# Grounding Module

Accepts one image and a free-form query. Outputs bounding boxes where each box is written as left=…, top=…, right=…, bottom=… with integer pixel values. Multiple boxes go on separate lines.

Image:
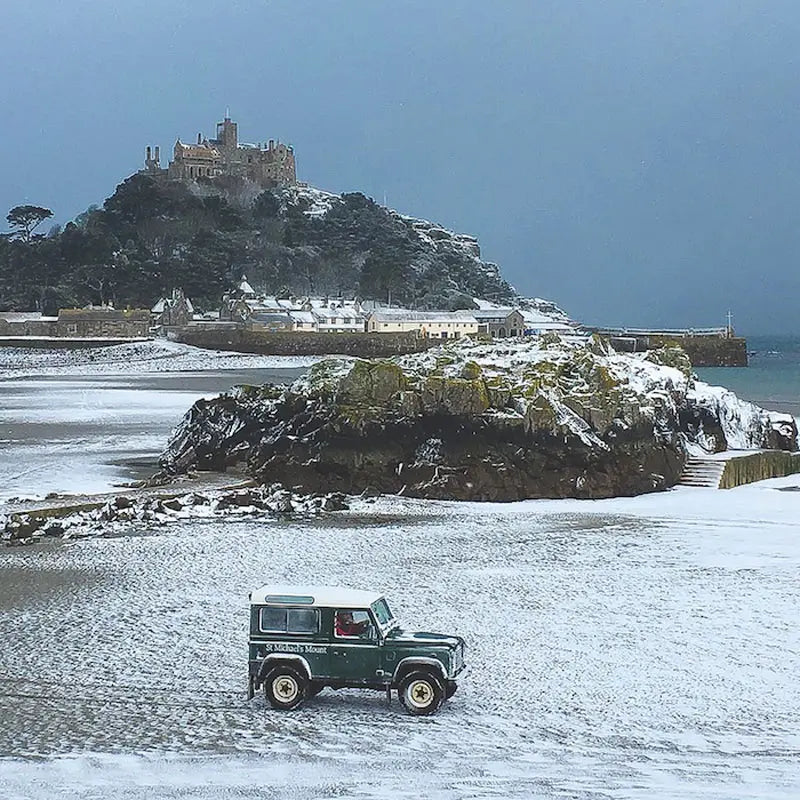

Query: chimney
left=198, top=132, right=202, bottom=144
left=154, top=146, right=160, bottom=162
left=268, top=139, right=274, bottom=151
left=146, top=146, right=151, bottom=160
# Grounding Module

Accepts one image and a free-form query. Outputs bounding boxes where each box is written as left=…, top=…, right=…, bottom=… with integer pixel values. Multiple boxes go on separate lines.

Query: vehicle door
left=329, top=608, right=381, bottom=683
left=256, top=605, right=328, bottom=677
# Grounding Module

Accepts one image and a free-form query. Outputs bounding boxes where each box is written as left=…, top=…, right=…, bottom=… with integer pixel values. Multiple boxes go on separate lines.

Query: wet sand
left=0, top=367, right=306, bottom=503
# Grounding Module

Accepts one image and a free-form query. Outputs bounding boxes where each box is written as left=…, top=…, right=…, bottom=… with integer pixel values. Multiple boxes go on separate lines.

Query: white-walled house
left=310, top=304, right=365, bottom=333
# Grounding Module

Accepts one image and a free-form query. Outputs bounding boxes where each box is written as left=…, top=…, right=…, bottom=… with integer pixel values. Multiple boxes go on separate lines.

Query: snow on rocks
left=158, top=336, right=798, bottom=502
left=1, top=484, right=349, bottom=545
left=687, top=381, right=797, bottom=452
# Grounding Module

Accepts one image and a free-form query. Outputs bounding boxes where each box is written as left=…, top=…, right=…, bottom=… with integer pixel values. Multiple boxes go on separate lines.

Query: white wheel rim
left=273, top=675, right=299, bottom=703
left=406, top=679, right=434, bottom=709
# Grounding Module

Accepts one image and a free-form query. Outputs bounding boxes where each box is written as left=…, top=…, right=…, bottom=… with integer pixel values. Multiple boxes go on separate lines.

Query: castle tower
left=144, top=145, right=161, bottom=172
left=216, top=115, right=238, bottom=154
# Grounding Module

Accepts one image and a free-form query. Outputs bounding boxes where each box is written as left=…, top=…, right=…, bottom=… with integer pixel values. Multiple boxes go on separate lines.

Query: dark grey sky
left=3, top=0, right=799, bottom=334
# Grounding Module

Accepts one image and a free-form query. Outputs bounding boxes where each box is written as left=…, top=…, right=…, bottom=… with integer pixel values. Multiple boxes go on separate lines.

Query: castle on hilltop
left=142, top=115, right=296, bottom=187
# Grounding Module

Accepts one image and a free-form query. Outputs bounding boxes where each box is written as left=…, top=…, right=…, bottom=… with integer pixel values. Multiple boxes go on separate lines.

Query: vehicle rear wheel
left=264, top=665, right=307, bottom=710
left=398, top=671, right=444, bottom=716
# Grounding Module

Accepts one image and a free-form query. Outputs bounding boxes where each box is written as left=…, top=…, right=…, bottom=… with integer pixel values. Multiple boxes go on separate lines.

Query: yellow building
left=366, top=310, right=479, bottom=339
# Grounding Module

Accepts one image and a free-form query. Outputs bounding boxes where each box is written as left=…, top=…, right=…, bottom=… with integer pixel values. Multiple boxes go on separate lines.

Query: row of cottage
left=177, top=278, right=577, bottom=340
left=0, top=283, right=574, bottom=343
left=215, top=298, right=574, bottom=339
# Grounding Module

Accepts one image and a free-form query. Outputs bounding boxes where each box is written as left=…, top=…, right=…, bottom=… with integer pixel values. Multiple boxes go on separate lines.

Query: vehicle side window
left=259, top=606, right=319, bottom=634
left=287, top=608, right=318, bottom=634
left=260, top=607, right=286, bottom=632
left=334, top=609, right=374, bottom=639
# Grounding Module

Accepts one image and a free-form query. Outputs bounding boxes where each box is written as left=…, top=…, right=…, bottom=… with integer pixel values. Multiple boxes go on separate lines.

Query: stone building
left=55, top=308, right=151, bottom=338
left=151, top=288, right=194, bottom=328
left=472, top=308, right=526, bottom=338
left=0, top=308, right=151, bottom=339
left=143, top=116, right=296, bottom=187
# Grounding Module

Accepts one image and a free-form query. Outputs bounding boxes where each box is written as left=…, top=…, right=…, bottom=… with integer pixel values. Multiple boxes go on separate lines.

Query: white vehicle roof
left=249, top=585, right=383, bottom=608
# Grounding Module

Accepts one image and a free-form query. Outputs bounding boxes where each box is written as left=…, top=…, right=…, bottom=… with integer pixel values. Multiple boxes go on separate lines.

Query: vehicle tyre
left=264, top=665, right=307, bottom=710
left=445, top=681, right=457, bottom=700
left=399, top=671, right=444, bottom=716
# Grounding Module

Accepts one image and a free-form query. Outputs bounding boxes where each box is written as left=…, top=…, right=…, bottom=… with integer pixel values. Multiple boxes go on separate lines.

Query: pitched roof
left=471, top=308, right=518, bottom=320
left=368, top=310, right=478, bottom=323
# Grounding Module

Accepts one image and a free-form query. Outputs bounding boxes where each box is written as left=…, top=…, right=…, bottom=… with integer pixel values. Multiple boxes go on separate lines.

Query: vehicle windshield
left=371, top=598, right=396, bottom=630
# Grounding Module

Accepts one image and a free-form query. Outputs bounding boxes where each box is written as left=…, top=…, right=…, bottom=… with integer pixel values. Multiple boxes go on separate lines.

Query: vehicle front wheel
left=398, top=671, right=444, bottom=716
left=264, top=665, right=307, bottom=711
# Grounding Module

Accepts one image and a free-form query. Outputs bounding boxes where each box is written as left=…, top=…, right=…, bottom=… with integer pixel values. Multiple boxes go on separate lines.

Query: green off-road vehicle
left=247, top=585, right=467, bottom=715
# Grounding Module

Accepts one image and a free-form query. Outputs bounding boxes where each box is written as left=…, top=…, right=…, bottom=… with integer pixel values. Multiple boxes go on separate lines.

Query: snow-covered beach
left=1, top=341, right=799, bottom=799
left=1, top=483, right=799, bottom=799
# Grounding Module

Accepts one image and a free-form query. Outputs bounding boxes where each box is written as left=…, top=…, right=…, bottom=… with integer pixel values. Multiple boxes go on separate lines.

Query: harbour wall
left=607, top=335, right=747, bottom=367
left=720, top=451, right=800, bottom=489
left=168, top=326, right=435, bottom=357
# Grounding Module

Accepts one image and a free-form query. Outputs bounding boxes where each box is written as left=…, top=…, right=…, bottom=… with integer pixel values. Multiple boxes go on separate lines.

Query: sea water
left=696, top=335, right=800, bottom=417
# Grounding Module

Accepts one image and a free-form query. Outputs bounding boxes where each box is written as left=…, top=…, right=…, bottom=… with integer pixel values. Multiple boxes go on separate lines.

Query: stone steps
left=678, top=457, right=728, bottom=488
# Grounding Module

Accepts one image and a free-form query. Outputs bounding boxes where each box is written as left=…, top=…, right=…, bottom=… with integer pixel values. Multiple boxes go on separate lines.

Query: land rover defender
left=247, top=585, right=466, bottom=715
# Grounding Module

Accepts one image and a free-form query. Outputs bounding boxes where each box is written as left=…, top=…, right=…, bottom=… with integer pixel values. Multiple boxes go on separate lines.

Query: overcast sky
left=2, top=0, right=799, bottom=334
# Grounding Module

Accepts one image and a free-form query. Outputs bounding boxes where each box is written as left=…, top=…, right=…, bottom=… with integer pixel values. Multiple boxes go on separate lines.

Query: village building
left=142, top=116, right=296, bottom=187
left=238, top=276, right=257, bottom=299
left=220, top=296, right=253, bottom=323
left=0, top=307, right=151, bottom=339
left=312, top=304, right=366, bottom=333
left=288, top=310, right=317, bottom=332
left=151, top=288, right=194, bottom=328
left=366, top=310, right=479, bottom=339
left=247, top=311, right=295, bottom=332
left=0, top=312, right=55, bottom=337
left=471, top=308, right=526, bottom=338
left=220, top=286, right=369, bottom=334
left=56, top=308, right=151, bottom=338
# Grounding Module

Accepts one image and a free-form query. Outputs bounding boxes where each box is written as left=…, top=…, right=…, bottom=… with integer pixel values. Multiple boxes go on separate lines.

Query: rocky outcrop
left=160, top=338, right=796, bottom=501
left=1, top=484, right=350, bottom=545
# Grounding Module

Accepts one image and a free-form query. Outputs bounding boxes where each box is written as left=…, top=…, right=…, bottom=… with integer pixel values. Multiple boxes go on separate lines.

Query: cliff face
left=158, top=338, right=797, bottom=501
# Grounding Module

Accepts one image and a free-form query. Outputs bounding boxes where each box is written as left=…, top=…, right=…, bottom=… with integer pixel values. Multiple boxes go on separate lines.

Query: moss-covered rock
left=160, top=337, right=796, bottom=501
left=460, top=360, right=482, bottom=380
left=337, top=359, right=405, bottom=405
left=645, top=346, right=693, bottom=378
